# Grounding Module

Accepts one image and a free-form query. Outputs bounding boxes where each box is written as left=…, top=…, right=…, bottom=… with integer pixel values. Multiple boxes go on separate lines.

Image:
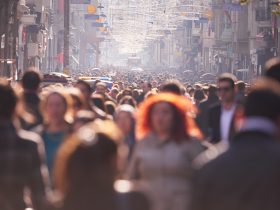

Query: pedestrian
left=191, top=78, right=280, bottom=210
left=126, top=93, right=204, bottom=210
left=41, top=90, right=72, bottom=174
left=208, top=73, right=237, bottom=144
left=0, top=79, right=50, bottom=210
left=20, top=67, right=44, bottom=132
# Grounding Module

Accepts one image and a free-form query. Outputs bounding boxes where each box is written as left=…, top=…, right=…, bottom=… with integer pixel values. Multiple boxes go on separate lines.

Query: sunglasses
left=217, top=87, right=232, bottom=92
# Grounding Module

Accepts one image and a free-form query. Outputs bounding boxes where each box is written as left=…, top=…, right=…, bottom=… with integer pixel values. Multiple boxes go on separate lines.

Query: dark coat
left=191, top=130, right=280, bottom=210
left=208, top=103, right=236, bottom=143
left=0, top=122, right=49, bottom=210
left=196, top=95, right=219, bottom=137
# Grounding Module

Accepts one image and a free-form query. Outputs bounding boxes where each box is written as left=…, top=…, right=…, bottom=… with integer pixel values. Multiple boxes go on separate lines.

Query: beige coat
left=126, top=134, right=204, bottom=210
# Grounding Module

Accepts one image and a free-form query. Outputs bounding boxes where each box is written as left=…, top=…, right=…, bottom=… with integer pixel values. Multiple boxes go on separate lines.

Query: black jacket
left=208, top=103, right=236, bottom=143
left=0, top=122, right=49, bottom=210
left=191, top=130, right=280, bottom=210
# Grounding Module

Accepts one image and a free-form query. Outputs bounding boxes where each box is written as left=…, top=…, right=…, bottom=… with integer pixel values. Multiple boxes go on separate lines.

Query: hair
left=218, top=73, right=237, bottom=89
left=110, top=88, right=119, bottom=95
left=105, top=101, right=117, bottom=116
left=116, top=92, right=124, bottom=103
left=147, top=82, right=152, bottom=89
left=76, top=80, right=91, bottom=94
left=265, top=57, right=280, bottom=83
left=161, top=80, right=182, bottom=95
left=132, top=89, right=139, bottom=100
left=91, top=94, right=107, bottom=113
left=236, top=81, right=246, bottom=92
left=194, top=89, right=206, bottom=102
left=122, top=88, right=132, bottom=96
left=21, top=67, right=42, bottom=91
left=136, top=93, right=202, bottom=141
left=0, top=79, right=17, bottom=120
left=42, top=90, right=72, bottom=124
left=208, top=85, right=217, bottom=96
left=245, top=78, right=280, bottom=121
left=68, top=88, right=87, bottom=111
left=119, top=95, right=137, bottom=108
left=54, top=120, right=123, bottom=194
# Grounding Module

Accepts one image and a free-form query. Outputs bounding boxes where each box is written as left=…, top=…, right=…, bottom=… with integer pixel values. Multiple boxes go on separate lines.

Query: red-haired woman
left=126, top=93, right=204, bottom=210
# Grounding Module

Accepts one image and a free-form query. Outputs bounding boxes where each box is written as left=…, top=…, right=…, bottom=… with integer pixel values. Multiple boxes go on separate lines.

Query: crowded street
left=1, top=1, right=280, bottom=210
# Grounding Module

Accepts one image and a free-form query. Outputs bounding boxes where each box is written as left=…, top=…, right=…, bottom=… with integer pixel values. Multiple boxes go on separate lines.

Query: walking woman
left=41, top=90, right=72, bottom=175
left=126, top=93, right=204, bottom=210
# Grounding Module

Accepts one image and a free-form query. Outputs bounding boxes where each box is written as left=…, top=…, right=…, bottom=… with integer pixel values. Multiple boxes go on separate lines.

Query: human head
left=115, top=104, right=135, bottom=136
left=194, top=89, right=206, bottom=103
left=43, top=90, right=71, bottom=125
left=119, top=95, right=137, bottom=108
left=0, top=79, right=17, bottom=121
left=142, top=82, right=152, bottom=93
left=245, top=78, right=280, bottom=125
left=161, top=80, right=183, bottom=95
left=208, top=85, right=217, bottom=97
left=75, top=80, right=92, bottom=102
left=136, top=93, right=202, bottom=141
left=68, top=88, right=87, bottom=116
left=105, top=101, right=117, bottom=116
left=95, top=82, right=107, bottom=95
left=265, top=57, right=280, bottom=83
left=91, top=94, right=107, bottom=113
left=54, top=120, right=123, bottom=194
left=236, top=81, right=246, bottom=93
left=110, top=88, right=119, bottom=100
left=217, top=73, right=237, bottom=104
left=21, top=67, right=42, bottom=91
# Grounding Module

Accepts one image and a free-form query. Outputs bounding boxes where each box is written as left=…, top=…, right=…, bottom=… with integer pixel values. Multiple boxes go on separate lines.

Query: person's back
left=0, top=79, right=49, bottom=210
left=0, top=124, right=49, bottom=210
left=191, top=78, right=280, bottom=210
left=21, top=68, right=43, bottom=130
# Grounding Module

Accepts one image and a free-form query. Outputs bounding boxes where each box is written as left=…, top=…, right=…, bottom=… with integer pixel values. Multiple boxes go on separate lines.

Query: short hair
left=194, top=89, right=206, bottom=101
left=0, top=79, right=17, bottom=120
left=245, top=78, right=280, bottom=121
left=22, top=68, right=42, bottom=91
left=208, top=85, right=217, bottom=96
left=236, top=81, right=246, bottom=92
left=265, top=57, right=280, bottom=83
left=161, top=80, right=182, bottom=95
left=76, top=80, right=91, bottom=93
left=218, top=73, right=237, bottom=89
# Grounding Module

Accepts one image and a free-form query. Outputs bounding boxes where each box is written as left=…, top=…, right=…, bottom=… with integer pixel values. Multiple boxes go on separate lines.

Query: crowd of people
left=1, top=57, right=280, bottom=210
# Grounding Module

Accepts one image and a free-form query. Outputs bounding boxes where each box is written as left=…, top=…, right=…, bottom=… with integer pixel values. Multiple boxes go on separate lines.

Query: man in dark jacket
left=208, top=73, right=237, bottom=144
left=191, top=78, right=280, bottom=210
left=0, top=79, right=50, bottom=210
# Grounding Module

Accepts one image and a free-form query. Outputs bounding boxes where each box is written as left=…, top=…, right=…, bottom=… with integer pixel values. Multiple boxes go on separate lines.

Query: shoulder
left=209, top=102, right=221, bottom=111
left=115, top=180, right=150, bottom=210
left=180, top=139, right=206, bottom=159
left=18, top=129, right=44, bottom=148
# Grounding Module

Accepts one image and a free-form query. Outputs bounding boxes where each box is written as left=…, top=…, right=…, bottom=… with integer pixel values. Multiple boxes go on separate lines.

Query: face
left=46, top=93, right=67, bottom=123
left=151, top=102, right=174, bottom=135
left=217, top=81, right=235, bottom=103
left=95, top=85, right=106, bottom=95
left=115, top=112, right=132, bottom=135
left=143, top=82, right=151, bottom=93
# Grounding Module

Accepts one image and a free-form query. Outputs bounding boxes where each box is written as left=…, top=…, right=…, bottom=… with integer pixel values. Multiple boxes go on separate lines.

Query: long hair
left=54, top=120, right=123, bottom=194
left=136, top=93, right=202, bottom=142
